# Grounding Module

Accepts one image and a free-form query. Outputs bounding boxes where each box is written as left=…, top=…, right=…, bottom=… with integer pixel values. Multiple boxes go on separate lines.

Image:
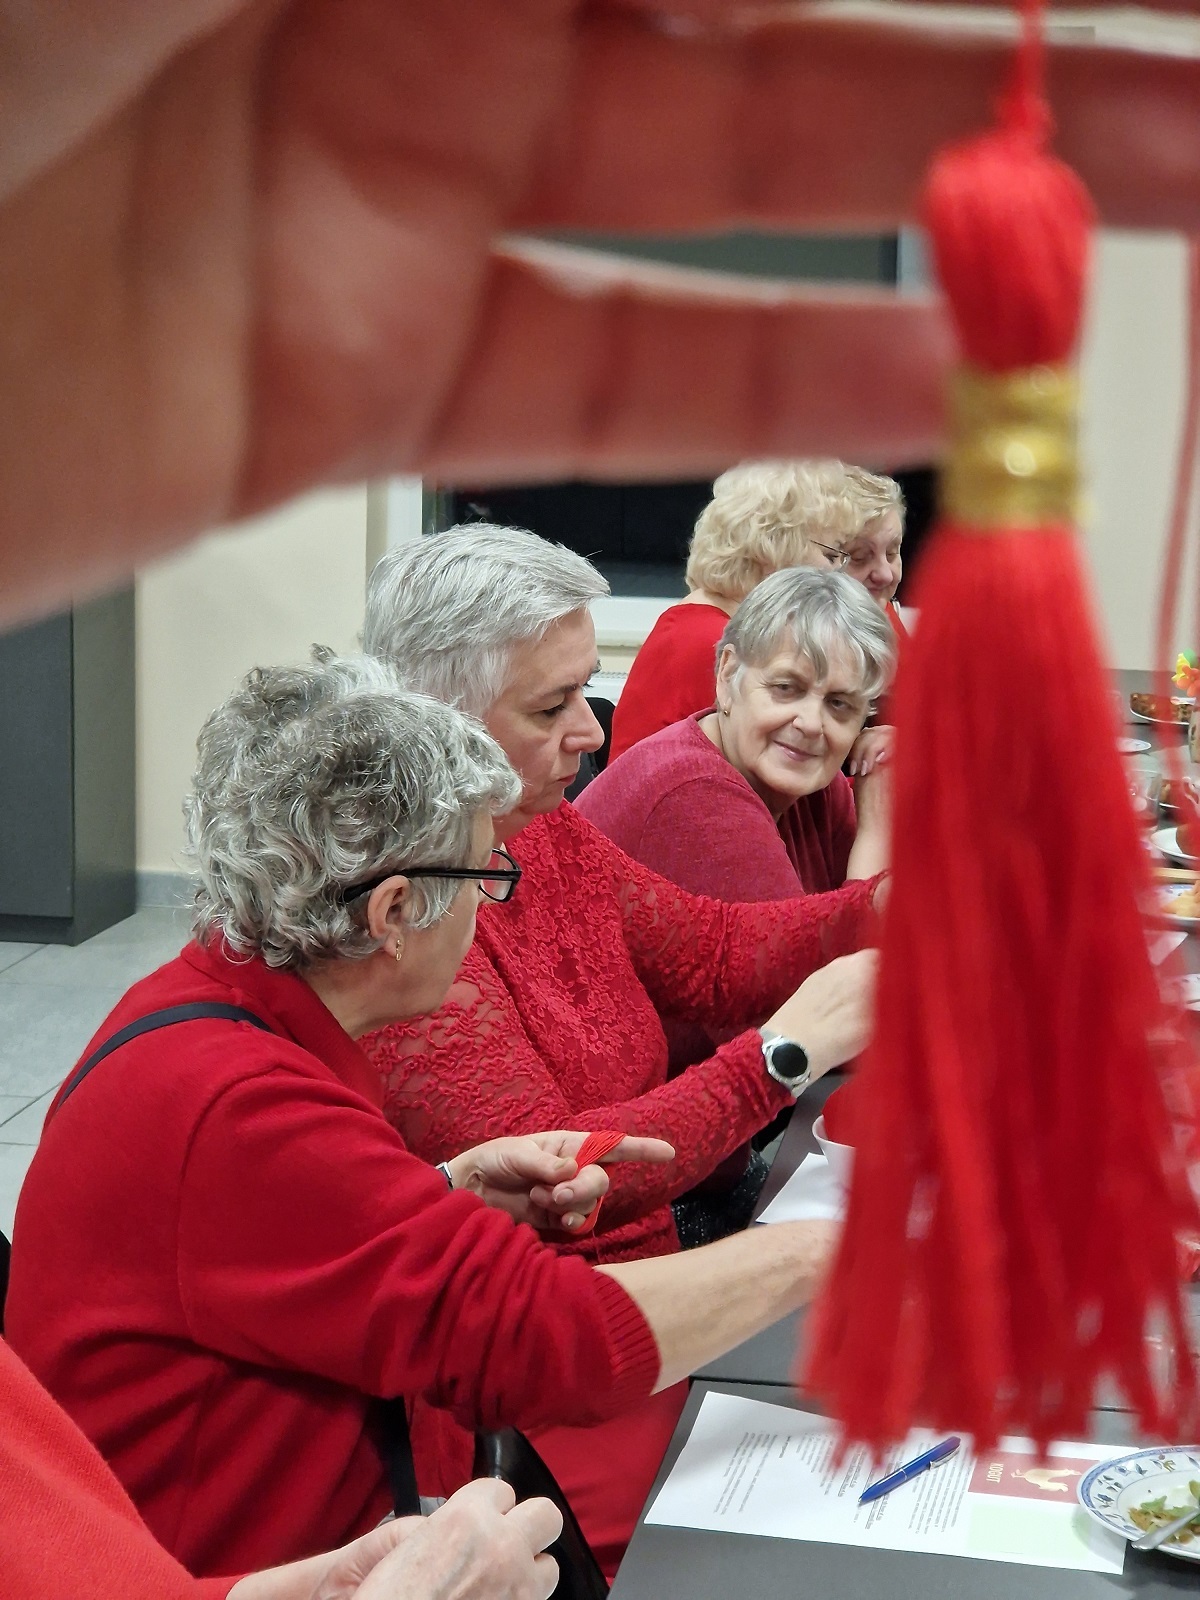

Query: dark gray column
left=0, top=590, right=136, bottom=943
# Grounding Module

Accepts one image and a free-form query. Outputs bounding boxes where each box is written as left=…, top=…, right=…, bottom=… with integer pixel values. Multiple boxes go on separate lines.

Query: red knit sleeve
left=178, top=1076, right=659, bottom=1432
left=372, top=946, right=794, bottom=1227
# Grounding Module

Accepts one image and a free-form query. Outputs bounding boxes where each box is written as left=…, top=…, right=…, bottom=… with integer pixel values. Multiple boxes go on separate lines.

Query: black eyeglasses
left=341, top=847, right=522, bottom=905
left=808, top=540, right=852, bottom=570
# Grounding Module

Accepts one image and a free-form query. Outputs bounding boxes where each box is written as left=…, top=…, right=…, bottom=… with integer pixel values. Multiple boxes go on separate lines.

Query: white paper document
left=756, top=1153, right=843, bottom=1224
left=646, top=1392, right=1125, bottom=1574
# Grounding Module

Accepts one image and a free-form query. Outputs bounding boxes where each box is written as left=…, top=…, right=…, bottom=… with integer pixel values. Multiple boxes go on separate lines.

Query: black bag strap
left=55, top=1003, right=272, bottom=1112
left=53, top=999, right=424, bottom=1521
left=377, top=1394, right=422, bottom=1519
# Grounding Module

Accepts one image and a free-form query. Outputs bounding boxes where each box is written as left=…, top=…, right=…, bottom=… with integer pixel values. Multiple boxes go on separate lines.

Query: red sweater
left=366, top=804, right=876, bottom=1262
left=0, top=1339, right=233, bottom=1600
left=609, top=602, right=728, bottom=761
left=4, top=941, right=658, bottom=1578
left=576, top=713, right=857, bottom=902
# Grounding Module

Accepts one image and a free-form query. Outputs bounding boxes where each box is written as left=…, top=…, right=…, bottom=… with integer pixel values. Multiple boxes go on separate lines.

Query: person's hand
left=316, top=1479, right=562, bottom=1600
left=847, top=725, right=894, bottom=778
left=5, top=3, right=1200, bottom=625
left=846, top=758, right=892, bottom=882
left=447, top=1130, right=675, bottom=1231
left=763, top=948, right=879, bottom=1080
left=227, top=1479, right=563, bottom=1600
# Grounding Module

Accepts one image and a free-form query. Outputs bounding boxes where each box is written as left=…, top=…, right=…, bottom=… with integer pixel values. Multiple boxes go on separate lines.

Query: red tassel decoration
left=804, top=0, right=1200, bottom=1453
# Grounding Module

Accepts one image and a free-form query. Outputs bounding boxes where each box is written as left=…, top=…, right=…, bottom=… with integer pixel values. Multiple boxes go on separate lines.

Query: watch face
left=769, top=1039, right=810, bottom=1086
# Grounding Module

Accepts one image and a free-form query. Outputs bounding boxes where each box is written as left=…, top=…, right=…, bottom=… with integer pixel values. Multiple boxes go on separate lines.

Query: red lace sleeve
left=591, top=824, right=880, bottom=1028
left=371, top=949, right=794, bottom=1234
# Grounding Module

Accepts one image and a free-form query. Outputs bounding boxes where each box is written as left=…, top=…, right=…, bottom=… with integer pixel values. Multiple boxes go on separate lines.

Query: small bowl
left=813, top=1114, right=854, bottom=1187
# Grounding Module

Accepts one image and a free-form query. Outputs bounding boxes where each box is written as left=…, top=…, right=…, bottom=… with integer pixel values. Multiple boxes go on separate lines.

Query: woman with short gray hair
left=362, top=522, right=608, bottom=718
left=579, top=566, right=895, bottom=913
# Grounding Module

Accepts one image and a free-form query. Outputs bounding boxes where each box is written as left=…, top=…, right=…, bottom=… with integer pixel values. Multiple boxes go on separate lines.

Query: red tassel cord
left=566, top=1129, right=627, bottom=1236
left=804, top=0, right=1199, bottom=1453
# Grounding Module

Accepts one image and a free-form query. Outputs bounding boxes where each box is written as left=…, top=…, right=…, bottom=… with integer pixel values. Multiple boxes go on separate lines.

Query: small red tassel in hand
left=804, top=0, right=1199, bottom=1453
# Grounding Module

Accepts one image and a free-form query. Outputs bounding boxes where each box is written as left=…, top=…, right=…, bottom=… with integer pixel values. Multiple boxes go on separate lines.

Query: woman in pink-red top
left=0, top=1332, right=563, bottom=1600
left=610, top=460, right=876, bottom=760
left=577, top=570, right=896, bottom=1119
left=581, top=569, right=896, bottom=908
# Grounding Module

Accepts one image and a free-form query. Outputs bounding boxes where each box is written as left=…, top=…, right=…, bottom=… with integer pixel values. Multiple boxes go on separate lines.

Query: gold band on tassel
left=942, top=363, right=1080, bottom=529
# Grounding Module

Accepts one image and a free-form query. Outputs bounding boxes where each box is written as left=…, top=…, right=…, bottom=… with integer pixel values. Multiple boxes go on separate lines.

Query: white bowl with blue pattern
left=1078, top=1447, right=1200, bottom=1561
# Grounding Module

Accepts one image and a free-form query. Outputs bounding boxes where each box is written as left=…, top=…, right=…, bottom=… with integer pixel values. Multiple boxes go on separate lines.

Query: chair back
left=564, top=696, right=616, bottom=801
left=474, top=1428, right=610, bottom=1599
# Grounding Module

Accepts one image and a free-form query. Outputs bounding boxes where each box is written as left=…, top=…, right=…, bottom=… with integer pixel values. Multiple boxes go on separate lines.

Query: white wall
left=136, top=487, right=372, bottom=875
left=1081, top=232, right=1192, bottom=669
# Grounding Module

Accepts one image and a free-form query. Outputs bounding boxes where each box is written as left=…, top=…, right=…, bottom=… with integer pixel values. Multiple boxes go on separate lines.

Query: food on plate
left=1129, top=1484, right=1200, bottom=1544
left=1160, top=883, right=1200, bottom=920
left=1130, top=693, right=1192, bottom=724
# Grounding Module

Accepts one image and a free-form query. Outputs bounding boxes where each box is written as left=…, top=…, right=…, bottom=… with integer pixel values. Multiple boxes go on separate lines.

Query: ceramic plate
left=1152, top=826, right=1199, bottom=865
left=1119, top=737, right=1153, bottom=755
left=1130, top=706, right=1191, bottom=729
left=1078, top=1448, right=1200, bottom=1561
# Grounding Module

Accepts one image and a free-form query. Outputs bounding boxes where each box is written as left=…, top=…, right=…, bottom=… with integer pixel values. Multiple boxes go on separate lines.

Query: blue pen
left=859, top=1436, right=962, bottom=1504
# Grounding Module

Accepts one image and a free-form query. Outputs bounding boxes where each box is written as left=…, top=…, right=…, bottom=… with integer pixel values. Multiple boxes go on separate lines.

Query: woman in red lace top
left=361, top=525, right=882, bottom=1567
left=362, top=526, right=882, bottom=1260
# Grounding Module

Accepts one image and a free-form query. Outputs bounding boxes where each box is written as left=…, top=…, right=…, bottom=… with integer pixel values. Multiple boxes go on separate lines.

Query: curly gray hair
left=186, top=654, right=520, bottom=969
left=362, top=524, right=609, bottom=713
left=720, top=568, right=896, bottom=704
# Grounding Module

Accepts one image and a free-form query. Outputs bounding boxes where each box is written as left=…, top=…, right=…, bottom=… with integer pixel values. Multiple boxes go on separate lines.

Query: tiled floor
left=0, top=908, right=191, bottom=1237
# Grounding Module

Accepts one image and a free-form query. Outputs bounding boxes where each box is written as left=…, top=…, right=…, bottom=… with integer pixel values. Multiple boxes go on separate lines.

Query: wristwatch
left=759, top=1029, right=814, bottom=1097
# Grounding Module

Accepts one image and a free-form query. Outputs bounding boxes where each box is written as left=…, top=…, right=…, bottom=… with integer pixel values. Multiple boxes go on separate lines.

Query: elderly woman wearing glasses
left=610, top=459, right=905, bottom=762
left=8, top=655, right=854, bottom=1584
left=361, top=525, right=882, bottom=1565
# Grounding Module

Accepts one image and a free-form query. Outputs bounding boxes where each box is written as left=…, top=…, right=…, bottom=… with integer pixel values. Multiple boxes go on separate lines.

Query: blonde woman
left=610, top=459, right=888, bottom=760
left=841, top=464, right=908, bottom=641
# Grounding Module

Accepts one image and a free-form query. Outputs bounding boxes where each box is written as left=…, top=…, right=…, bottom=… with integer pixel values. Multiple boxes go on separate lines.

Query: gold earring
left=393, top=936, right=405, bottom=963
left=720, top=703, right=730, bottom=716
